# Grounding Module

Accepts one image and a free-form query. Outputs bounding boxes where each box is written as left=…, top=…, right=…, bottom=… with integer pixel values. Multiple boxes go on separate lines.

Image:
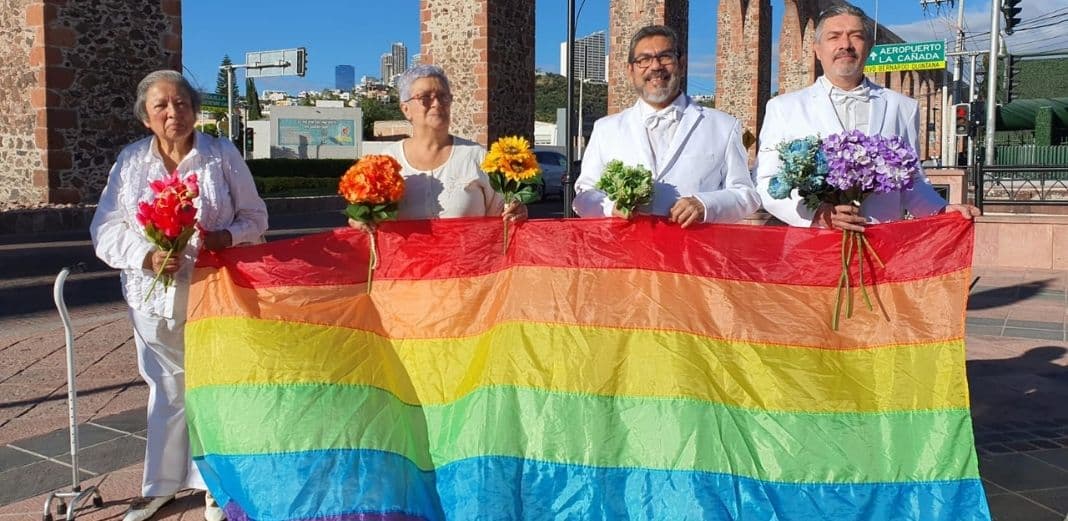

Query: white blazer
left=574, top=96, right=759, bottom=224
left=754, top=78, right=946, bottom=227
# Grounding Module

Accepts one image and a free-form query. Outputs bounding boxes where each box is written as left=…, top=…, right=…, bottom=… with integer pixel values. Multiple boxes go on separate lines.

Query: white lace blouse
left=386, top=137, right=504, bottom=220
left=90, top=132, right=268, bottom=319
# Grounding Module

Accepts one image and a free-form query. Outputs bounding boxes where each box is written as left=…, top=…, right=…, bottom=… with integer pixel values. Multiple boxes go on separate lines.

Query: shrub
left=253, top=176, right=340, bottom=196
left=246, top=159, right=353, bottom=179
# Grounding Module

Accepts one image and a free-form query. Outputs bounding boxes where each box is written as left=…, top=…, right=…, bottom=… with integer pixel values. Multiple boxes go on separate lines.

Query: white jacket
left=574, top=95, right=760, bottom=224
left=755, top=78, right=946, bottom=227
left=90, top=132, right=268, bottom=318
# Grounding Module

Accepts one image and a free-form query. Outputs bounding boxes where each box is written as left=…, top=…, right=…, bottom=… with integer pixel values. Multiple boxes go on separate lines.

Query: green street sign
left=201, top=92, right=228, bottom=110
left=865, top=40, right=946, bottom=73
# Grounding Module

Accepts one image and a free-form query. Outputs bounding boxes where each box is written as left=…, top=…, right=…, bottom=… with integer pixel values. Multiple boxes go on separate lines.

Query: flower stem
left=832, top=231, right=848, bottom=330
left=366, top=229, right=379, bottom=294
left=502, top=218, right=510, bottom=255
left=143, top=248, right=173, bottom=302
left=844, top=231, right=855, bottom=318
left=856, top=233, right=874, bottom=311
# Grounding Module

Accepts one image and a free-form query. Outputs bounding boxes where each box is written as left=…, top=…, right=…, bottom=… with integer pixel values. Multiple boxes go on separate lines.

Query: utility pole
left=984, top=0, right=1002, bottom=167
left=563, top=0, right=576, bottom=218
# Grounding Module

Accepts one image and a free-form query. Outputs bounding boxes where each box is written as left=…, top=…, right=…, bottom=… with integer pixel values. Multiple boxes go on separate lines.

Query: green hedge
left=254, top=176, right=340, bottom=196
left=246, top=159, right=354, bottom=178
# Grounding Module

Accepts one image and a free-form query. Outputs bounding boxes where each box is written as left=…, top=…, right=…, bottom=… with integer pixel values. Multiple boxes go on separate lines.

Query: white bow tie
left=830, top=85, right=870, bottom=104
left=645, top=107, right=679, bottom=130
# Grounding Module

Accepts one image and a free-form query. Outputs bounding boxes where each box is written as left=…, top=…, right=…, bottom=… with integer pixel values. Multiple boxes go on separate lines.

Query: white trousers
left=129, top=308, right=206, bottom=496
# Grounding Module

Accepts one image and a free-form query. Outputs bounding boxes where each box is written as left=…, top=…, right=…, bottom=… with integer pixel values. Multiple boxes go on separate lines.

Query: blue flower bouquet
left=768, top=129, right=920, bottom=329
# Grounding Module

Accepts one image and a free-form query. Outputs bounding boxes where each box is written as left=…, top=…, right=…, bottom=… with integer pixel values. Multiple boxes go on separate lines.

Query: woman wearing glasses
left=350, top=65, right=526, bottom=225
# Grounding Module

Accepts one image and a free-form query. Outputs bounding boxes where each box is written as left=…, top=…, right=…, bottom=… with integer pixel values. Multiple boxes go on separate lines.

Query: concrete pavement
left=0, top=214, right=1065, bottom=519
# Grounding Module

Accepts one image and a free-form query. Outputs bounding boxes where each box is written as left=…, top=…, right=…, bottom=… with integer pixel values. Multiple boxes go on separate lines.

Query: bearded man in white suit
left=573, top=25, right=760, bottom=228
left=755, top=4, right=979, bottom=232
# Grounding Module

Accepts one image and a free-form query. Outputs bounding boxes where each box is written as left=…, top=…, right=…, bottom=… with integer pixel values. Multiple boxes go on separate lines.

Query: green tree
left=215, top=55, right=240, bottom=102
left=245, top=77, right=263, bottom=120
left=359, top=95, right=404, bottom=139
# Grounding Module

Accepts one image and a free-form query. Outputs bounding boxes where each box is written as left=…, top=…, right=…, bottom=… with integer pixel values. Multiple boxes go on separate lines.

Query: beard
left=634, top=69, right=682, bottom=105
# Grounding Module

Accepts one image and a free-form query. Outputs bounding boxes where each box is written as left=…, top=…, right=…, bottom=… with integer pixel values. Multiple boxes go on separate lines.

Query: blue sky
left=182, top=1, right=1067, bottom=96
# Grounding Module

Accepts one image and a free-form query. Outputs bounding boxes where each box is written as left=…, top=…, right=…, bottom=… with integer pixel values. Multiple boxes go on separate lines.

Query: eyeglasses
left=405, top=92, right=453, bottom=106
left=630, top=51, right=679, bottom=68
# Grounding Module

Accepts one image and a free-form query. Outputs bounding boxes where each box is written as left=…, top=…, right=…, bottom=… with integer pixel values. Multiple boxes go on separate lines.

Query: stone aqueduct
left=1, top=0, right=943, bottom=204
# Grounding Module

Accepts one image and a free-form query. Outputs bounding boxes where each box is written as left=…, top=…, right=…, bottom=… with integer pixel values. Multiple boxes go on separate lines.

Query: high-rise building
left=391, top=42, right=408, bottom=76
left=411, top=53, right=423, bottom=69
left=380, top=53, right=394, bottom=85
left=560, top=30, right=607, bottom=82
left=335, top=65, right=355, bottom=91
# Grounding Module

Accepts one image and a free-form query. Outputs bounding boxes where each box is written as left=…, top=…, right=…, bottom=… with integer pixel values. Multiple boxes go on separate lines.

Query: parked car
left=533, top=148, right=568, bottom=200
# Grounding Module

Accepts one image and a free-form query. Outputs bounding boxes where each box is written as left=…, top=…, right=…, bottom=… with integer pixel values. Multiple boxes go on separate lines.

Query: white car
left=533, top=149, right=568, bottom=200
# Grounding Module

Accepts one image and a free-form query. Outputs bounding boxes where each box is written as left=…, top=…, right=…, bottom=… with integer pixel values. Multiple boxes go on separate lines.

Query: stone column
left=777, top=0, right=820, bottom=95
left=714, top=0, right=771, bottom=159
left=421, top=0, right=534, bottom=146
left=607, top=0, right=688, bottom=115
left=2, top=1, right=182, bottom=204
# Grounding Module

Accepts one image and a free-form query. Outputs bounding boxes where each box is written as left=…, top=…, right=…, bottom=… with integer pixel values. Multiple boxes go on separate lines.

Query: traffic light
left=245, top=127, right=254, bottom=151
left=954, top=103, right=971, bottom=137
left=1004, top=54, right=1022, bottom=103
left=296, top=47, right=307, bottom=77
left=1001, top=0, right=1022, bottom=35
left=969, top=100, right=985, bottom=128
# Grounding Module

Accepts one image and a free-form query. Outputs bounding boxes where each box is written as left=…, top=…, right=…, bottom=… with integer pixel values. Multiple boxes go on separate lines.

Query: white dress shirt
left=91, top=132, right=268, bottom=318
left=638, top=94, right=687, bottom=171
left=820, top=76, right=871, bottom=133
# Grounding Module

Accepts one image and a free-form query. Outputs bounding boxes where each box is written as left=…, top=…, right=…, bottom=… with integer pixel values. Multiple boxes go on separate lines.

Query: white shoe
left=122, top=495, right=175, bottom=521
left=204, top=491, right=226, bottom=521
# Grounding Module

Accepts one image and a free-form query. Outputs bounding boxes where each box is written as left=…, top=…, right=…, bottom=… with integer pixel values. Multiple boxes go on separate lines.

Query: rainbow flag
left=186, top=215, right=990, bottom=521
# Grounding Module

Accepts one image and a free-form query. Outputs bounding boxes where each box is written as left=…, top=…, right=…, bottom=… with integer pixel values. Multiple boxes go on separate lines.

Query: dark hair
left=134, top=70, right=201, bottom=122
left=628, top=25, right=683, bottom=63
left=815, top=4, right=874, bottom=43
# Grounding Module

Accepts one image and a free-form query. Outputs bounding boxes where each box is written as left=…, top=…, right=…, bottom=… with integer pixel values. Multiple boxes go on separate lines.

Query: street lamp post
left=563, top=0, right=577, bottom=217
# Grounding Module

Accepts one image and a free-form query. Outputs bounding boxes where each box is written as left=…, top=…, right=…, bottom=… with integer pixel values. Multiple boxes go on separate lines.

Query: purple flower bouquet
left=769, top=129, right=921, bottom=329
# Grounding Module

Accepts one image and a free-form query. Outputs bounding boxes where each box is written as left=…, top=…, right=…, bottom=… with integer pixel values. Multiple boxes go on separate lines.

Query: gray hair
left=628, top=25, right=683, bottom=63
left=397, top=64, right=451, bottom=103
left=815, top=4, right=874, bottom=44
left=134, top=70, right=201, bottom=123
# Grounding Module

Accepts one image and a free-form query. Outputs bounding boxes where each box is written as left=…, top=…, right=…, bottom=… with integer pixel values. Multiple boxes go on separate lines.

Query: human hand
left=347, top=218, right=376, bottom=233
left=143, top=249, right=181, bottom=274
left=812, top=203, right=867, bottom=232
left=201, top=229, right=233, bottom=251
left=668, top=196, right=705, bottom=228
left=502, top=201, right=528, bottom=223
left=943, top=204, right=981, bottom=219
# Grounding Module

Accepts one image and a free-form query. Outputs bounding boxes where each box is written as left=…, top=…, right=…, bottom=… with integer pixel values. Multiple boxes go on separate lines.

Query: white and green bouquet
left=596, top=160, right=654, bottom=218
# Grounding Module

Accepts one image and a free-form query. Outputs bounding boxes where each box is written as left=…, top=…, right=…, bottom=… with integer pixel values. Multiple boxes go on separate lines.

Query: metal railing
left=973, top=164, right=1068, bottom=209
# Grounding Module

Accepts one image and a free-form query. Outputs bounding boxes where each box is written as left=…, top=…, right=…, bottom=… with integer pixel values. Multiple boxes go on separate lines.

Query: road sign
left=245, top=48, right=306, bottom=78
left=201, top=92, right=227, bottom=110
left=865, top=40, right=946, bottom=73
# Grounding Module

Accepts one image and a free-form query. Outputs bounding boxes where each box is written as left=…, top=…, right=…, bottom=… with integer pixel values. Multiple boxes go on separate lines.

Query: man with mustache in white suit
left=755, top=4, right=979, bottom=231
left=573, top=24, right=760, bottom=228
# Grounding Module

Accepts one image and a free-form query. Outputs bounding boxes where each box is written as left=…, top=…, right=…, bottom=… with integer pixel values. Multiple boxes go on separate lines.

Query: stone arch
left=1, top=0, right=181, bottom=204
left=777, top=0, right=819, bottom=95
left=713, top=0, right=771, bottom=149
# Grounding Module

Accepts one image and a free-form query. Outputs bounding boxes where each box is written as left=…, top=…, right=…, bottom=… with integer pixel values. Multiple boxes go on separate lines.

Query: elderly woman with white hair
left=90, top=69, right=268, bottom=521
left=349, top=64, right=525, bottom=226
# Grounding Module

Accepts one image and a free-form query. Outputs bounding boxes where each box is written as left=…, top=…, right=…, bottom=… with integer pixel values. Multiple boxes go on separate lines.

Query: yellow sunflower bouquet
left=481, top=135, right=542, bottom=253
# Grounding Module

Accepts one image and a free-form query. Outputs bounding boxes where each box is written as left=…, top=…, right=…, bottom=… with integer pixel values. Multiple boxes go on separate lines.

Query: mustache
left=834, top=49, right=858, bottom=59
left=644, top=70, right=672, bottom=81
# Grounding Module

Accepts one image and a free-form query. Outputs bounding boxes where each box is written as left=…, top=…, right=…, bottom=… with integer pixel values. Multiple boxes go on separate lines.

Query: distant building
left=392, top=42, right=408, bottom=76
left=560, top=31, right=607, bottom=82
left=380, top=53, right=394, bottom=86
left=411, top=53, right=423, bottom=68
left=335, top=65, right=355, bottom=91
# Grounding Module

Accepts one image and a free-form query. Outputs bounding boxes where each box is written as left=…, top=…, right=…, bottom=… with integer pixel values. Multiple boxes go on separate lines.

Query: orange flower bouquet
left=480, top=135, right=541, bottom=253
left=338, top=154, right=405, bottom=292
